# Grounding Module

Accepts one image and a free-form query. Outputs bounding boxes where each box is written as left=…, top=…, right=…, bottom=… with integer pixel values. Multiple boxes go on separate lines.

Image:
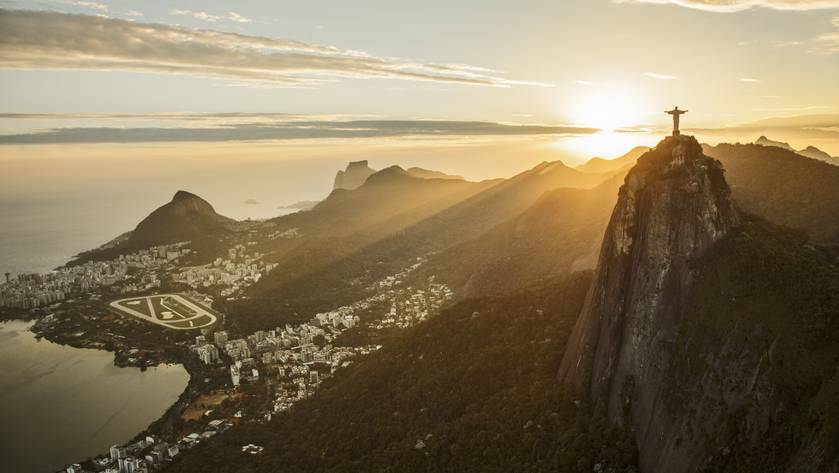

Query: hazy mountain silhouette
left=575, top=146, right=650, bottom=174
left=277, top=200, right=319, bottom=211
left=232, top=167, right=496, bottom=331
left=798, top=145, right=838, bottom=163
left=405, top=167, right=463, bottom=180
left=333, top=161, right=464, bottom=191
left=226, top=160, right=613, bottom=332
left=705, top=142, right=839, bottom=243
left=755, top=135, right=793, bottom=150
left=418, top=171, right=625, bottom=298
left=333, top=160, right=377, bottom=190
left=755, top=135, right=838, bottom=164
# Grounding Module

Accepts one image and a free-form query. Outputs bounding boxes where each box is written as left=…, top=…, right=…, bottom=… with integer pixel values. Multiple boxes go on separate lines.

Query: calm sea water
left=0, top=188, right=300, bottom=277
left=0, top=320, right=189, bottom=473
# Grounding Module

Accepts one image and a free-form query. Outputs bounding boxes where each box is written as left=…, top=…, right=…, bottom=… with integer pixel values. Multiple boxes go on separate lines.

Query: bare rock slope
left=558, top=135, right=739, bottom=472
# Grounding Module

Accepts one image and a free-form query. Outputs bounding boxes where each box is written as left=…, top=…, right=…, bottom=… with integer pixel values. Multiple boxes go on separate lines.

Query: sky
left=1, top=0, right=838, bottom=216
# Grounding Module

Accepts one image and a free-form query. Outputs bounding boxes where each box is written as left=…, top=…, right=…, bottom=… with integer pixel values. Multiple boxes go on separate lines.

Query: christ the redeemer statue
left=665, top=106, right=688, bottom=136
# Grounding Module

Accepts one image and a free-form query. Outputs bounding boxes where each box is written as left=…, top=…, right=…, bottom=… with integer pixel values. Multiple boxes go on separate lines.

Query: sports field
left=109, top=294, right=217, bottom=330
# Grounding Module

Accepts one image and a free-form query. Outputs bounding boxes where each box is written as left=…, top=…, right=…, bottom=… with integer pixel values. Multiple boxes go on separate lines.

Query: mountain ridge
left=755, top=135, right=838, bottom=164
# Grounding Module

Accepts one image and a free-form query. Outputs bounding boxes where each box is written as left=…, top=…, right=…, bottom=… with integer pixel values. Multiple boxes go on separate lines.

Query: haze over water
left=0, top=136, right=608, bottom=278
left=0, top=320, right=189, bottom=473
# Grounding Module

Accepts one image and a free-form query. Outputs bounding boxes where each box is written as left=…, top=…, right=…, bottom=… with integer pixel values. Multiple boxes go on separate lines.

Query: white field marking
left=109, top=294, right=217, bottom=330
left=146, top=297, right=155, bottom=319
left=159, top=296, right=193, bottom=320
left=158, top=296, right=208, bottom=322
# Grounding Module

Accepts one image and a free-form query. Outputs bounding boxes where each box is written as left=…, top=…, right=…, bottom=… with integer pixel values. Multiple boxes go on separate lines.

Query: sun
left=551, top=86, right=658, bottom=160
left=567, top=87, right=647, bottom=132
left=555, top=130, right=658, bottom=162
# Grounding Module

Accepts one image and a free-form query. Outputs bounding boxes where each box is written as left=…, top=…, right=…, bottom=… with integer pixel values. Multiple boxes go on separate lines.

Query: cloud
left=615, top=0, right=839, bottom=12
left=0, top=115, right=599, bottom=145
left=172, top=9, right=251, bottom=24
left=125, top=10, right=143, bottom=18
left=739, top=113, right=839, bottom=128
left=0, top=9, right=550, bottom=88
left=72, top=1, right=107, bottom=12
left=752, top=105, right=830, bottom=112
left=644, top=71, right=676, bottom=79
left=690, top=113, right=839, bottom=146
left=774, top=40, right=804, bottom=47
left=811, top=16, right=839, bottom=53
left=739, top=77, right=761, bottom=82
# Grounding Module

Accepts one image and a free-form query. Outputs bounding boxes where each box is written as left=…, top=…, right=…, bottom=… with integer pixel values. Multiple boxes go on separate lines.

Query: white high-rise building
left=213, top=330, right=229, bottom=347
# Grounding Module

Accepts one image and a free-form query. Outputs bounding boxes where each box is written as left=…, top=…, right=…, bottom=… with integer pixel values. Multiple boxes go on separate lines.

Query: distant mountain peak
left=332, top=161, right=467, bottom=191
left=576, top=145, right=651, bottom=174
left=333, top=160, right=378, bottom=190
left=363, top=165, right=413, bottom=185
left=159, top=190, right=222, bottom=217
left=798, top=144, right=837, bottom=162
left=754, top=136, right=838, bottom=164
left=126, top=190, right=233, bottom=249
left=755, top=135, right=793, bottom=151
left=172, top=189, right=200, bottom=201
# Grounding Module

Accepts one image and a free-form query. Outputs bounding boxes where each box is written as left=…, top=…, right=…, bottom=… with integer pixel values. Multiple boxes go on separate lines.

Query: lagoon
left=0, top=320, right=189, bottom=473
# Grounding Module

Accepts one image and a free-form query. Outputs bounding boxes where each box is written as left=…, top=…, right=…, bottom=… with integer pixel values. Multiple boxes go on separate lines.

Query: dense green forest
left=670, top=217, right=839, bottom=471
left=168, top=272, right=638, bottom=473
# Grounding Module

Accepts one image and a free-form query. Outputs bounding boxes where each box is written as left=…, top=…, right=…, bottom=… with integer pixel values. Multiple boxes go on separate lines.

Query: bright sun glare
left=568, top=88, right=647, bottom=131
left=557, top=87, right=657, bottom=160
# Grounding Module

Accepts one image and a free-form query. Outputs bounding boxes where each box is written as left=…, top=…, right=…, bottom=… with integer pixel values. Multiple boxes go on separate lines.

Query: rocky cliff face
left=333, top=160, right=377, bottom=190
left=557, top=135, right=739, bottom=472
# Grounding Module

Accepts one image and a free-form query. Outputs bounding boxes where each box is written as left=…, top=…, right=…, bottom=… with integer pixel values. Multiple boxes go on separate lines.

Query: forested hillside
left=168, top=273, right=638, bottom=473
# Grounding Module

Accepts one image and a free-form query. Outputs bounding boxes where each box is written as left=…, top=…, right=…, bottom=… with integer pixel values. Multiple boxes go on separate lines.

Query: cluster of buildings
left=190, top=334, right=221, bottom=365
left=209, top=264, right=452, bottom=418
left=369, top=280, right=453, bottom=330
left=66, top=420, right=236, bottom=473
left=61, top=255, right=453, bottom=473
left=0, top=243, right=189, bottom=309
left=266, top=227, right=301, bottom=240
left=173, top=244, right=278, bottom=297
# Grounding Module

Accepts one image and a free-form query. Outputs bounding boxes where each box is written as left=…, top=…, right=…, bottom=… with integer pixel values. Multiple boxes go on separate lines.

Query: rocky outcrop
left=557, top=135, right=739, bottom=472
left=333, top=160, right=377, bottom=190
left=333, top=161, right=465, bottom=191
